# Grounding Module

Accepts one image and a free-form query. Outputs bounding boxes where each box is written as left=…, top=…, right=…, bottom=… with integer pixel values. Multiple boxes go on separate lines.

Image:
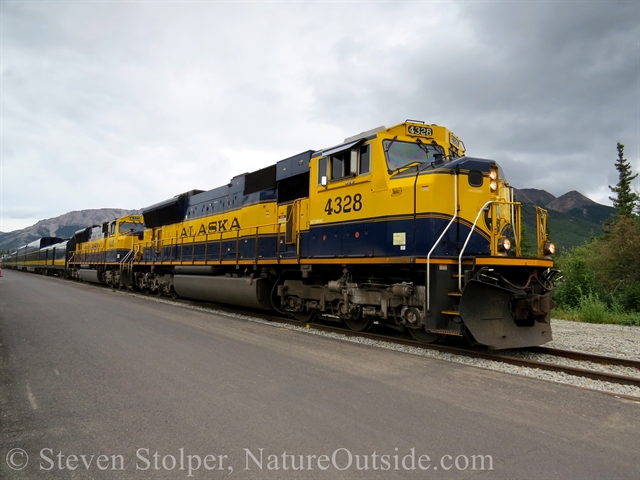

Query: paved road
left=0, top=270, right=638, bottom=479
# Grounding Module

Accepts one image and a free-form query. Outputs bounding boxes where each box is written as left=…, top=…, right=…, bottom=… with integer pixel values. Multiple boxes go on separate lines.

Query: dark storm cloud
left=308, top=1, right=639, bottom=200
left=416, top=1, right=639, bottom=198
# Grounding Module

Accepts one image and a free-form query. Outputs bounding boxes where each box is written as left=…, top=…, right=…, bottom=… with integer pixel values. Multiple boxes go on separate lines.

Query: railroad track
left=526, top=346, right=639, bottom=369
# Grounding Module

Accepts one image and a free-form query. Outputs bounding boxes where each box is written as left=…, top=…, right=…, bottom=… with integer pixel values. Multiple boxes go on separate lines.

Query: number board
left=450, top=133, right=460, bottom=148
left=406, top=125, right=433, bottom=137
left=324, top=193, right=363, bottom=216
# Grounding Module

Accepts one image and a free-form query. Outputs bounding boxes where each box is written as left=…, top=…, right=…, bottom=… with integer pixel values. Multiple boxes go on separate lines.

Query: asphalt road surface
left=1, top=270, right=638, bottom=479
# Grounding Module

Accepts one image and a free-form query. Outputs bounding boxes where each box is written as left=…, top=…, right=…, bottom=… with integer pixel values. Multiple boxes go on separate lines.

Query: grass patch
left=618, top=312, right=640, bottom=326
left=553, top=293, right=640, bottom=326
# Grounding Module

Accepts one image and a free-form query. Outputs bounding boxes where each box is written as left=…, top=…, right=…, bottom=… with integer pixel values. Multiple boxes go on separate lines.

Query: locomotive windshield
left=119, top=221, right=144, bottom=235
left=383, top=139, right=446, bottom=173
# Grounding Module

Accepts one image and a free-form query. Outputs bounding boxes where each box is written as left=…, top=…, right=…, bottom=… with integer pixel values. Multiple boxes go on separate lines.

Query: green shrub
left=553, top=216, right=640, bottom=321
left=618, top=311, right=640, bottom=326
left=553, top=251, right=598, bottom=310
left=577, top=293, right=609, bottom=324
left=618, top=282, right=640, bottom=312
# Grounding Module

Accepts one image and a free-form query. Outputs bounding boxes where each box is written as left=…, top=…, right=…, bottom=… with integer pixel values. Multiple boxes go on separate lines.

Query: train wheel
left=408, top=328, right=440, bottom=344
left=344, top=316, right=373, bottom=332
left=293, top=310, right=316, bottom=323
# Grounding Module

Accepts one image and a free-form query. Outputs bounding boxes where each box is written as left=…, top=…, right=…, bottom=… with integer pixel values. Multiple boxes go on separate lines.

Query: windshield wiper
left=384, top=135, right=398, bottom=154
left=389, top=161, right=424, bottom=175
left=415, top=138, right=447, bottom=169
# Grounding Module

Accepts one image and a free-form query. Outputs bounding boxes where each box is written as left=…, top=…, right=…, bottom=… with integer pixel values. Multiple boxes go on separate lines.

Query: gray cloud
left=1, top=1, right=638, bottom=232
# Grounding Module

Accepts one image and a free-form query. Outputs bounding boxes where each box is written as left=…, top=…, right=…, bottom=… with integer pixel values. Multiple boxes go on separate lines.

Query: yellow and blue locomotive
left=7, top=121, right=557, bottom=349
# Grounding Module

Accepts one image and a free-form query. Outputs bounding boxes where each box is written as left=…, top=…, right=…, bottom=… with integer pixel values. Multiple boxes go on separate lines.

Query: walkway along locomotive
left=4, top=121, right=558, bottom=349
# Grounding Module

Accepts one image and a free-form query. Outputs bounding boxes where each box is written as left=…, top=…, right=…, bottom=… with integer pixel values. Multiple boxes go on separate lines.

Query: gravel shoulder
left=547, top=318, right=640, bottom=359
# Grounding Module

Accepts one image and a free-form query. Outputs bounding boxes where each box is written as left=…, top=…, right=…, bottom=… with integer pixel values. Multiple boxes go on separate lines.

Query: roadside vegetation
left=552, top=142, right=640, bottom=326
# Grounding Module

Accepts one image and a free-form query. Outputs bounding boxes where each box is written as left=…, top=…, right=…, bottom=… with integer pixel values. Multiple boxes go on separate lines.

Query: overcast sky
left=2, top=0, right=639, bottom=232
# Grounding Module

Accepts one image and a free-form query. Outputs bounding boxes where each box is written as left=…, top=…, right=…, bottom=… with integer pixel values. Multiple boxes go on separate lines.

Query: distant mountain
left=514, top=188, right=556, bottom=207
left=545, top=190, right=597, bottom=213
left=513, top=188, right=616, bottom=251
left=0, top=208, right=138, bottom=251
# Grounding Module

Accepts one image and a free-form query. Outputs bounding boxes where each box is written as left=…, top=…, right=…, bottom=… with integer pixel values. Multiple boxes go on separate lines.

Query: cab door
left=308, top=142, right=373, bottom=257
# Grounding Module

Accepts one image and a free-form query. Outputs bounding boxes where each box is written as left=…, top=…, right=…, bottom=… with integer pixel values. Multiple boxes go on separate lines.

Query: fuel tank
left=78, top=269, right=105, bottom=284
left=173, top=275, right=273, bottom=310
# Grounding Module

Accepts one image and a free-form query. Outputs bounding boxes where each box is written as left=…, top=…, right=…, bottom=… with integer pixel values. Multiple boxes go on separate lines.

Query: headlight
left=489, top=166, right=499, bottom=192
left=543, top=242, right=555, bottom=256
left=498, top=237, right=511, bottom=252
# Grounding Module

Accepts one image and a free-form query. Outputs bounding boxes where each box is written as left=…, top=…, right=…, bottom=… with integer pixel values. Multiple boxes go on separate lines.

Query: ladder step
left=441, top=310, right=460, bottom=316
left=427, top=329, right=463, bottom=337
left=448, top=292, right=462, bottom=297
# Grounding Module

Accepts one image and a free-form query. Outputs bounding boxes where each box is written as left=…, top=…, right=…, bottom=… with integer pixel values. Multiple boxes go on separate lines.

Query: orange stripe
left=474, top=257, right=554, bottom=267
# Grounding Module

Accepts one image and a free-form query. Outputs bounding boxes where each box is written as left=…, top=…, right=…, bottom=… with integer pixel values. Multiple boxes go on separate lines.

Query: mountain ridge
left=0, top=208, right=138, bottom=251
left=513, top=188, right=615, bottom=251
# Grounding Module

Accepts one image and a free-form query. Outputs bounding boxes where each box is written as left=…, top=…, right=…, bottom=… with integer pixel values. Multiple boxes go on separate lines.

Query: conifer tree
left=608, top=142, right=639, bottom=217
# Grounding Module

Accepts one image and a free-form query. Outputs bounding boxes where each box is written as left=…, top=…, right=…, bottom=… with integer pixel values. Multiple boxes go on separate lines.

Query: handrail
left=425, top=172, right=458, bottom=313
left=458, top=200, right=493, bottom=292
left=136, top=222, right=278, bottom=266
left=509, top=187, right=518, bottom=254
left=119, top=249, right=134, bottom=265
left=536, top=206, right=548, bottom=257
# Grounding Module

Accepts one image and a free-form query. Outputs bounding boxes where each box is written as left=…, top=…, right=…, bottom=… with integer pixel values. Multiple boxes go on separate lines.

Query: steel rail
left=525, top=346, right=640, bottom=370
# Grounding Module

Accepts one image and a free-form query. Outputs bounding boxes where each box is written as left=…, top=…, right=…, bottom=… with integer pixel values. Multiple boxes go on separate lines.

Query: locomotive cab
left=106, top=215, right=145, bottom=262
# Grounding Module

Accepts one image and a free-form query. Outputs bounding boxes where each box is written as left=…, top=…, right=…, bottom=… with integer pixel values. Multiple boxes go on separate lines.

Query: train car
left=3, top=237, right=76, bottom=276
left=1, top=251, right=17, bottom=269
left=66, top=121, right=556, bottom=349
left=37, top=238, right=77, bottom=276
left=0, top=253, right=13, bottom=269
left=9, top=237, right=64, bottom=272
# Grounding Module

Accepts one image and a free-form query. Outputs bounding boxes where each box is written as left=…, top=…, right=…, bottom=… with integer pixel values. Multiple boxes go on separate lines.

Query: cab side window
left=317, top=157, right=327, bottom=185
left=331, top=151, right=351, bottom=180
left=318, top=143, right=371, bottom=185
left=359, top=145, right=370, bottom=175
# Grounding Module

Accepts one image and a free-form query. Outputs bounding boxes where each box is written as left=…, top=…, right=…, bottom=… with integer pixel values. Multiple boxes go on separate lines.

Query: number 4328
left=324, top=193, right=363, bottom=215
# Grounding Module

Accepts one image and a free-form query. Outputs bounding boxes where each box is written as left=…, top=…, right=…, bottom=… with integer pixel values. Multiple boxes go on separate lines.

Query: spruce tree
left=608, top=142, right=639, bottom=217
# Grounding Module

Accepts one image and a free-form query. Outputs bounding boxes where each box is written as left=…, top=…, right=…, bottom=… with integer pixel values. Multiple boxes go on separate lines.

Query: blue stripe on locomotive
left=142, top=236, right=285, bottom=262
left=304, top=217, right=489, bottom=258
left=141, top=217, right=489, bottom=263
